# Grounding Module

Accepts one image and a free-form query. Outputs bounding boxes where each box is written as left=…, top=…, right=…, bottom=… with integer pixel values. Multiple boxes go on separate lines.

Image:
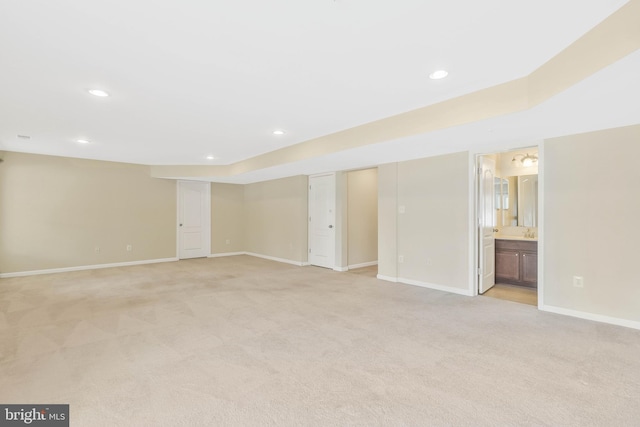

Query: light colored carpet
left=1, top=255, right=639, bottom=426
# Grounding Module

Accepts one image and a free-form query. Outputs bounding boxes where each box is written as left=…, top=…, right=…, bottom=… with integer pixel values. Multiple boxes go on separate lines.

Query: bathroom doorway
left=483, top=284, right=537, bottom=306
left=476, top=147, right=540, bottom=306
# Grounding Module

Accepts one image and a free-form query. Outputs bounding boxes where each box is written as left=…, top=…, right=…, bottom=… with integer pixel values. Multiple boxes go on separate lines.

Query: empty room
left=1, top=1, right=640, bottom=425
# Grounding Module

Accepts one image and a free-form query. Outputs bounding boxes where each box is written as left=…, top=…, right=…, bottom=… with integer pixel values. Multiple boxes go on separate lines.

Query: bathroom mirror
left=494, top=178, right=509, bottom=211
left=496, top=174, right=538, bottom=227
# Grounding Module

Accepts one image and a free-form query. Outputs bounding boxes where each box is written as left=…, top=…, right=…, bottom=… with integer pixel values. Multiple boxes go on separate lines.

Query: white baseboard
left=0, top=257, right=179, bottom=278
left=376, top=274, right=398, bottom=283
left=207, top=254, right=375, bottom=271
left=0, top=252, right=307, bottom=278
left=208, top=252, right=245, bottom=258
left=244, top=252, right=306, bottom=267
left=540, top=304, right=640, bottom=331
left=209, top=251, right=309, bottom=267
left=348, top=261, right=378, bottom=270
left=397, top=277, right=474, bottom=296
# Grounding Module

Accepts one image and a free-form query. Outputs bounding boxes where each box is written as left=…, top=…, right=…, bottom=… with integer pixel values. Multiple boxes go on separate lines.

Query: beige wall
left=210, top=183, right=244, bottom=254
left=0, top=152, right=176, bottom=273
left=0, top=153, right=309, bottom=272
left=347, top=168, right=378, bottom=267
left=378, top=153, right=470, bottom=292
left=396, top=152, right=470, bottom=291
left=243, top=175, right=308, bottom=263
left=377, top=163, right=398, bottom=279
left=335, top=172, right=349, bottom=270
left=0, top=156, right=313, bottom=272
left=543, top=124, right=640, bottom=321
left=6, top=125, right=639, bottom=327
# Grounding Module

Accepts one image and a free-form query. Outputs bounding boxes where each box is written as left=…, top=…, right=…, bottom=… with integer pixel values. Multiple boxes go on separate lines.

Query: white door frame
left=308, top=172, right=337, bottom=269
left=470, top=143, right=544, bottom=308
left=478, top=155, right=497, bottom=294
left=177, top=180, right=211, bottom=259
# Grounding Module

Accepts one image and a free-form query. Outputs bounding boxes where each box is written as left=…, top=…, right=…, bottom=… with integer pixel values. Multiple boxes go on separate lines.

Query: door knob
left=328, top=225, right=333, bottom=228
left=179, top=223, right=183, bottom=227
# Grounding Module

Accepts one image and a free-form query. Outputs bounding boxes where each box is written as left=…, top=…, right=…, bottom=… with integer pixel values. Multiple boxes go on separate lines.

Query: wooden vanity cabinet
left=495, top=239, right=537, bottom=288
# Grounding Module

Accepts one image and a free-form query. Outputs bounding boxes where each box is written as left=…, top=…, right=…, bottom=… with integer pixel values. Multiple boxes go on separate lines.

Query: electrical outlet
left=225, top=239, right=230, bottom=245
left=398, top=255, right=404, bottom=263
left=573, top=276, right=584, bottom=288
left=126, top=245, right=132, bottom=252
left=426, top=258, right=432, bottom=266
left=94, top=246, right=100, bottom=253
left=398, top=205, right=406, bottom=214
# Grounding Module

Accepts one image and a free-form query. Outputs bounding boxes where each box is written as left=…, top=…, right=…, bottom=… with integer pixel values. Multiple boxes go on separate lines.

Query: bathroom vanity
left=495, top=238, right=538, bottom=288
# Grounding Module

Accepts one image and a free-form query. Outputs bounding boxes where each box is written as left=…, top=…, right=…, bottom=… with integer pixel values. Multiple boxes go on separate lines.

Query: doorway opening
left=476, top=147, right=540, bottom=306
left=346, top=168, right=378, bottom=271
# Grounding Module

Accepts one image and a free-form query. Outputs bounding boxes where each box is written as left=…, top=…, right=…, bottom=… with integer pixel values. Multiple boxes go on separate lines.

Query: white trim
left=0, top=251, right=310, bottom=278
left=376, top=274, right=398, bottom=283
left=244, top=252, right=307, bottom=267
left=177, top=180, right=211, bottom=260
left=0, top=258, right=179, bottom=278
left=540, top=305, right=640, bottom=331
left=308, top=172, right=337, bottom=270
left=398, top=277, right=474, bottom=296
left=537, top=141, right=545, bottom=308
left=469, top=151, right=479, bottom=296
left=348, top=261, right=378, bottom=269
left=176, top=181, right=180, bottom=258
left=207, top=252, right=245, bottom=258
left=333, top=266, right=349, bottom=272
left=470, top=143, right=544, bottom=300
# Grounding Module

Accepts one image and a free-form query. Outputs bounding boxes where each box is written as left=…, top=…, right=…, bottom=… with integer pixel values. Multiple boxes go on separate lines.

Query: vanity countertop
left=494, top=235, right=538, bottom=242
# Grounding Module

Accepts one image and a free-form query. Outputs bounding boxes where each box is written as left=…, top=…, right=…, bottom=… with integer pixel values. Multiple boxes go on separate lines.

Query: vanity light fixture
left=88, top=89, right=110, bottom=97
left=429, top=69, right=449, bottom=80
left=272, top=129, right=286, bottom=136
left=512, top=153, right=538, bottom=167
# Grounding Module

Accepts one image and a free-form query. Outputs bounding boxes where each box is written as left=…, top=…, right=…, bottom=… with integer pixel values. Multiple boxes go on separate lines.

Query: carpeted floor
left=1, top=255, right=639, bottom=426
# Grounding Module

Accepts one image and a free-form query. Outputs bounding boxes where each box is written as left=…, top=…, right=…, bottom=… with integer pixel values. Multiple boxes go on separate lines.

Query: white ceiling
left=0, top=0, right=637, bottom=183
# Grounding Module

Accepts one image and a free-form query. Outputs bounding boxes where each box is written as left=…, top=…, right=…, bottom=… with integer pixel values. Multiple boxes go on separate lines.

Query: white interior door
left=178, top=180, right=211, bottom=259
left=478, top=156, right=496, bottom=294
left=308, top=173, right=336, bottom=269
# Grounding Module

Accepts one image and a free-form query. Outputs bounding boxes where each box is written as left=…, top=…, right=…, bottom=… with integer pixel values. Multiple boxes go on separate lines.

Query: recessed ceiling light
left=76, top=139, right=90, bottom=144
left=429, top=70, right=449, bottom=80
left=272, top=130, right=286, bottom=136
left=88, top=89, right=109, bottom=97
left=206, top=155, right=215, bottom=160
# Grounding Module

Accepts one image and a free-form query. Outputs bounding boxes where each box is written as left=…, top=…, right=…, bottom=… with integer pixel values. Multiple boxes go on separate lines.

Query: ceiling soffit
left=151, top=0, right=640, bottom=181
